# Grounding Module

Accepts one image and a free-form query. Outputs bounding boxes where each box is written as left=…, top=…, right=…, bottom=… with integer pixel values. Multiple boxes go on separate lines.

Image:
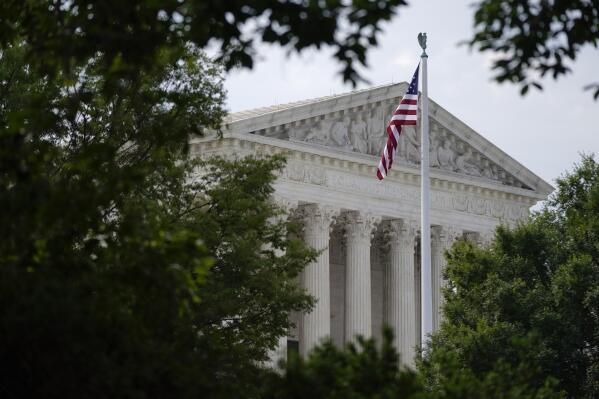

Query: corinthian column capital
left=272, top=195, right=298, bottom=212
left=343, top=211, right=381, bottom=243
left=297, top=203, right=339, bottom=240
left=271, top=195, right=298, bottom=223
left=387, top=219, right=419, bottom=248
left=431, top=225, right=462, bottom=250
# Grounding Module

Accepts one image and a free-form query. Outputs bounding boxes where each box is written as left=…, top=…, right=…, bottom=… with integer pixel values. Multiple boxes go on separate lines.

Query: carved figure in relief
left=400, top=125, right=420, bottom=164
left=329, top=117, right=353, bottom=150
left=437, top=139, right=457, bottom=171
left=455, top=147, right=481, bottom=176
left=303, top=120, right=329, bottom=145
left=350, top=113, right=368, bottom=153
left=481, top=158, right=498, bottom=180
left=367, top=108, right=385, bottom=155
left=496, top=166, right=507, bottom=182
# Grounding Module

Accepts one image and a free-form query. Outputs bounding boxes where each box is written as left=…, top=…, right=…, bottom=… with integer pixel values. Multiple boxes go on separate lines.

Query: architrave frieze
left=190, top=134, right=538, bottom=231
left=190, top=133, right=546, bottom=203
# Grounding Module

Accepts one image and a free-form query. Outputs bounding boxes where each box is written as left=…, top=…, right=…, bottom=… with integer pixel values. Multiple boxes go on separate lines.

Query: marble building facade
left=190, top=82, right=553, bottom=367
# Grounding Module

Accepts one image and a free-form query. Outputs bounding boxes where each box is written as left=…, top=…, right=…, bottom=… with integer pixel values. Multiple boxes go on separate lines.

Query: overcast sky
left=222, top=0, right=599, bottom=190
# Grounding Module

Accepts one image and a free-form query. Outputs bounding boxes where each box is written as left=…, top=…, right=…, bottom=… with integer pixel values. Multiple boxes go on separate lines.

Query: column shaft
left=344, top=212, right=379, bottom=342
left=299, top=204, right=337, bottom=356
left=431, top=240, right=442, bottom=332
left=431, top=226, right=461, bottom=331
left=386, top=220, right=417, bottom=367
left=266, top=197, right=295, bottom=368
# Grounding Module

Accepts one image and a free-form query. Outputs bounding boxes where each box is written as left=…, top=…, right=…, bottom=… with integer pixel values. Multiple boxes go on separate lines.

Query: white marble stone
left=265, top=197, right=297, bottom=368
left=385, top=219, right=418, bottom=367
left=297, top=204, right=338, bottom=355
left=343, top=211, right=380, bottom=342
left=371, top=240, right=385, bottom=344
left=431, top=225, right=462, bottom=331
left=191, top=82, right=554, bottom=363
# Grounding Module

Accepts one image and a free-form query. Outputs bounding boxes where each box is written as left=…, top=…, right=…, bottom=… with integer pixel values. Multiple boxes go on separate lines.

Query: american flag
left=376, top=65, right=420, bottom=180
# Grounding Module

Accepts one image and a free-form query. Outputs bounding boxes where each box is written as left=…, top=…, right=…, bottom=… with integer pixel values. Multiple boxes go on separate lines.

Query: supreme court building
left=190, top=82, right=553, bottom=367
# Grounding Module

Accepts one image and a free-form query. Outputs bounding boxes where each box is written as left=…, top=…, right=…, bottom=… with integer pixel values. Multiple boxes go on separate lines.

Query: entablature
left=190, top=133, right=542, bottom=207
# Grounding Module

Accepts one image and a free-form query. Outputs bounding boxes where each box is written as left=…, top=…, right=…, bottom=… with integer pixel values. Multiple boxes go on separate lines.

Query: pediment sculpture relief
left=265, top=103, right=529, bottom=189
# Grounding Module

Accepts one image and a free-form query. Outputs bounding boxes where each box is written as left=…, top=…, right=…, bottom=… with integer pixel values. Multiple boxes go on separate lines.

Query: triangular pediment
left=223, top=83, right=553, bottom=197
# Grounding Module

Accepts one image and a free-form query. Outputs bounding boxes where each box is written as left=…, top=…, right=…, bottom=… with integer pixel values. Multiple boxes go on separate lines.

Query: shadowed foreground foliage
left=2, top=1, right=598, bottom=396
left=260, top=329, right=425, bottom=399
left=0, top=40, right=315, bottom=398
left=0, top=0, right=408, bottom=86
left=421, top=155, right=599, bottom=398
left=468, top=0, right=599, bottom=98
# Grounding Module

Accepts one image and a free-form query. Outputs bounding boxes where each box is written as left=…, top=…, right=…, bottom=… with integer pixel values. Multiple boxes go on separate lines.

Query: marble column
left=266, top=197, right=296, bottom=368
left=298, top=204, right=338, bottom=356
left=431, top=226, right=461, bottom=331
left=344, top=211, right=379, bottom=342
left=385, top=219, right=418, bottom=367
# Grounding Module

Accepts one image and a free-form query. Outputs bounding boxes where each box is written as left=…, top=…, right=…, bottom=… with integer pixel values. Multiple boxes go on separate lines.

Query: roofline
left=224, top=82, right=409, bottom=133
left=225, top=82, right=408, bottom=124
left=427, top=98, right=555, bottom=196
left=221, top=83, right=554, bottom=198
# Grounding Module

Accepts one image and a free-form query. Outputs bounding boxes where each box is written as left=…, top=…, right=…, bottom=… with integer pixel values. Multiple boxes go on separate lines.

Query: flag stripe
left=376, top=64, right=420, bottom=181
left=395, top=109, right=417, bottom=115
left=397, top=104, right=417, bottom=111
left=391, top=114, right=417, bottom=121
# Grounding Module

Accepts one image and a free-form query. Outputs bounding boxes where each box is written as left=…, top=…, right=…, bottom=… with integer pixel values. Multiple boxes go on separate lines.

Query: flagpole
left=418, top=33, right=432, bottom=349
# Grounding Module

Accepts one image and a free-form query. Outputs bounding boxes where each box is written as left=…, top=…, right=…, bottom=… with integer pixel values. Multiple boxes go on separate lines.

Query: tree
left=420, top=155, right=599, bottom=398
left=260, top=328, right=563, bottom=399
left=468, top=0, right=599, bottom=98
left=0, top=41, right=314, bottom=398
left=260, top=329, right=425, bottom=399
left=0, top=1, right=415, bottom=397
left=0, top=0, right=408, bottom=86
left=182, top=155, right=316, bottom=397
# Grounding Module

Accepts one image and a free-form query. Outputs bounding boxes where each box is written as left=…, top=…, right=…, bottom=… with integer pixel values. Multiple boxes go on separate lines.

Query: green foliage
left=0, top=0, right=408, bottom=86
left=0, top=41, right=315, bottom=398
left=468, top=0, right=599, bottom=98
left=421, top=155, right=599, bottom=398
left=185, top=155, right=317, bottom=396
left=0, top=41, right=221, bottom=398
left=260, top=329, right=425, bottom=399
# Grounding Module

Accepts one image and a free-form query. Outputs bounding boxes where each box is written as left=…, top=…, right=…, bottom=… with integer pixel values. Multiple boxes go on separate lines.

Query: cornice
left=223, top=83, right=409, bottom=135
left=427, top=99, right=554, bottom=197
left=190, top=133, right=544, bottom=205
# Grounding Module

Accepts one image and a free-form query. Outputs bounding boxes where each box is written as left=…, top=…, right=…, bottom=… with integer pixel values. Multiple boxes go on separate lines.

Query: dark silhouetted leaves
left=468, top=0, right=599, bottom=99
left=421, top=155, right=599, bottom=398
left=0, top=0, right=408, bottom=87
